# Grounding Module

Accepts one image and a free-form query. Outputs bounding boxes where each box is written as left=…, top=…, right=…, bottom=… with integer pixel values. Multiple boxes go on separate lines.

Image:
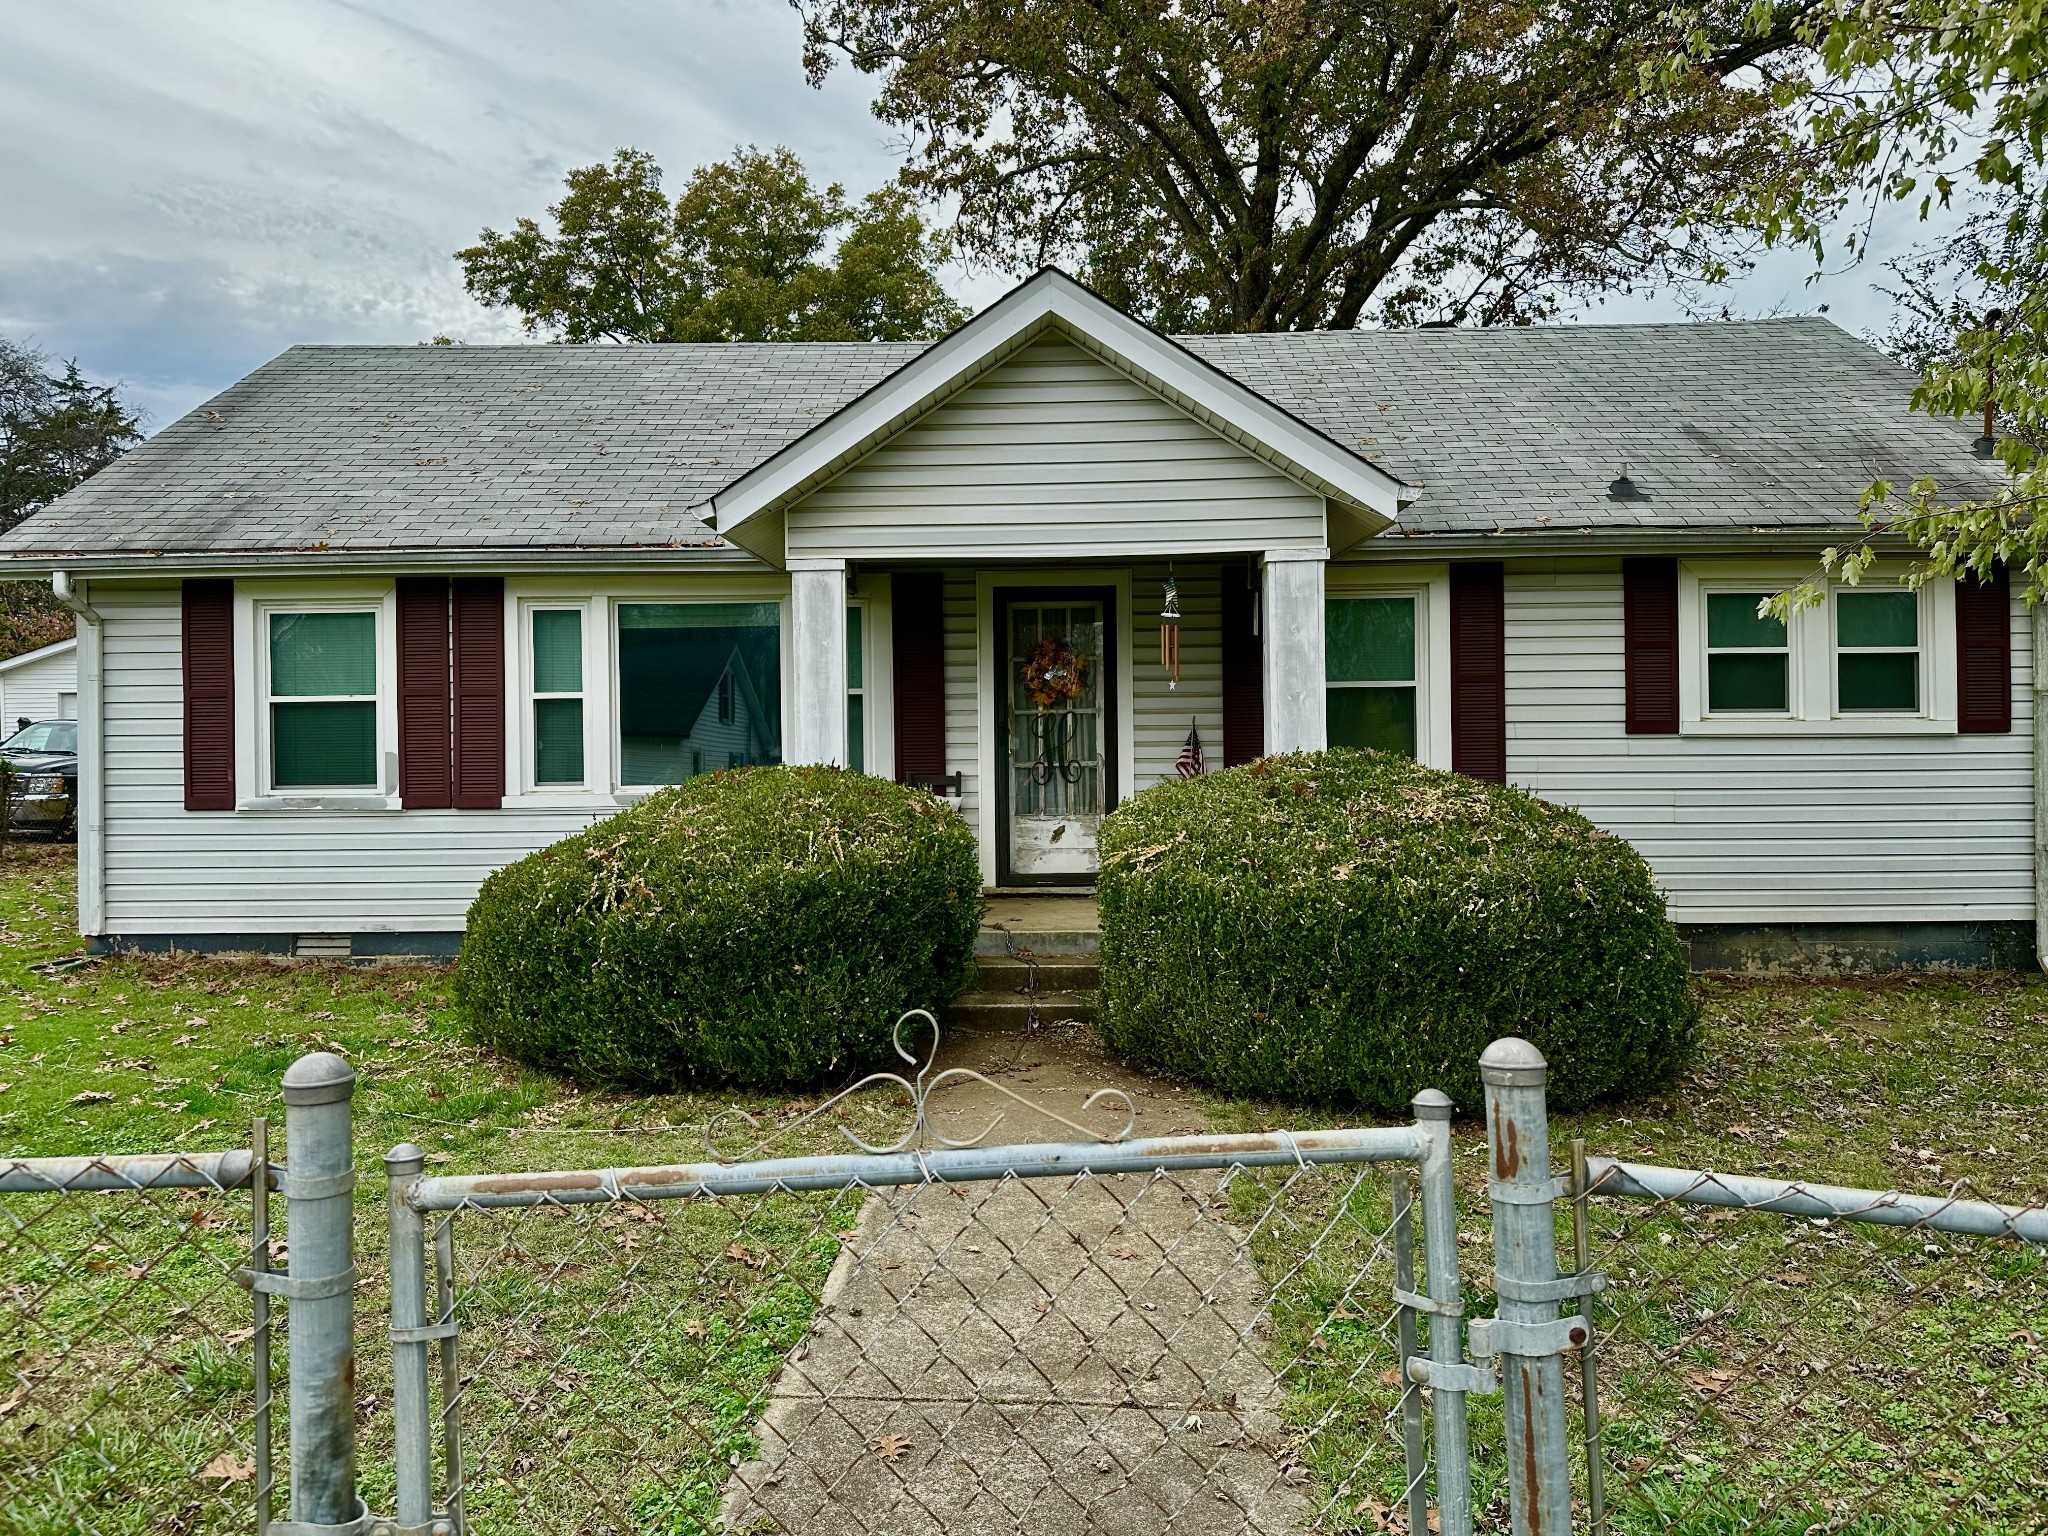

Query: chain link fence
left=0, top=1147, right=277, bottom=1536
left=419, top=1151, right=1463, bottom=1535
left=1575, top=1158, right=2048, bottom=1534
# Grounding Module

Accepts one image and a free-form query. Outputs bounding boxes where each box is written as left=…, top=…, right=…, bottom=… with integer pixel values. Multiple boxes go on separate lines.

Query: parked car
left=1, top=719, right=77, bottom=839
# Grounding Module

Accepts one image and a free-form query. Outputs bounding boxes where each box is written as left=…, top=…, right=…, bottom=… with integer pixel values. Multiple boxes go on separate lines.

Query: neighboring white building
left=0, top=636, right=78, bottom=735
left=0, top=270, right=2023, bottom=968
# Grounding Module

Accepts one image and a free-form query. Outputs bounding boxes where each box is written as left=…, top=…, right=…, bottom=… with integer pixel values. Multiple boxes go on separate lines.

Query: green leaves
left=453, top=766, right=984, bottom=1090
left=797, top=0, right=1825, bottom=331
left=1095, top=749, right=1696, bottom=1113
left=457, top=147, right=966, bottom=343
left=1, top=337, right=142, bottom=537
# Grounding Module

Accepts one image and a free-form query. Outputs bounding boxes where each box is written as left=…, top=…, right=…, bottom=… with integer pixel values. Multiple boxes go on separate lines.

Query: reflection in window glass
left=1836, top=591, right=1919, bottom=712
left=269, top=611, right=376, bottom=787
left=617, top=603, right=781, bottom=785
left=1326, top=596, right=1418, bottom=756
left=1705, top=593, right=1789, bottom=712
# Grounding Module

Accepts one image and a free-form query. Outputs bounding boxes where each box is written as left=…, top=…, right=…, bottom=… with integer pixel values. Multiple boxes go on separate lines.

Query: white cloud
left=0, top=0, right=1953, bottom=430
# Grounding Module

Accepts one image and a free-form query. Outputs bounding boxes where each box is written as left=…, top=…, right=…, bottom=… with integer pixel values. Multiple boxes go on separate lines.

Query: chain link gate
left=375, top=1015, right=1493, bottom=1536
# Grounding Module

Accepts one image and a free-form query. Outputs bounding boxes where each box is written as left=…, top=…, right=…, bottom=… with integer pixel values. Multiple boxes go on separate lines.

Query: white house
left=0, top=636, right=78, bottom=735
left=0, top=270, right=2022, bottom=968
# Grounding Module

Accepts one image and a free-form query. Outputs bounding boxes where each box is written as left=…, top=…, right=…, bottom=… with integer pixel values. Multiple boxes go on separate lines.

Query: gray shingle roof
left=1183, top=319, right=2003, bottom=537
left=0, top=317, right=2002, bottom=560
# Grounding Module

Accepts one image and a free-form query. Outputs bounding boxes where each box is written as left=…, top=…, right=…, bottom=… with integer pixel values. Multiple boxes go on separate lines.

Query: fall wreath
left=1022, top=637, right=1088, bottom=708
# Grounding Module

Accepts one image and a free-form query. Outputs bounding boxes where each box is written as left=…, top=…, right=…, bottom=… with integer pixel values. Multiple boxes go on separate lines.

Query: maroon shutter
left=1220, top=561, right=1263, bottom=766
left=1449, top=562, right=1507, bottom=782
left=1957, top=566, right=2013, bottom=734
left=893, top=571, right=947, bottom=783
left=181, top=579, right=235, bottom=811
left=450, top=577, right=505, bottom=809
left=397, top=578, right=452, bottom=809
left=1623, top=557, right=1680, bottom=735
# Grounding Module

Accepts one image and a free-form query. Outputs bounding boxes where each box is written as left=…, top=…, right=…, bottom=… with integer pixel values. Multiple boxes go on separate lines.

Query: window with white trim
left=1704, top=592, right=1790, bottom=715
left=615, top=601, right=782, bottom=785
left=529, top=607, right=586, bottom=785
left=1680, top=564, right=1953, bottom=733
left=266, top=609, right=378, bottom=789
left=1834, top=589, right=1920, bottom=712
left=1325, top=594, right=1417, bottom=755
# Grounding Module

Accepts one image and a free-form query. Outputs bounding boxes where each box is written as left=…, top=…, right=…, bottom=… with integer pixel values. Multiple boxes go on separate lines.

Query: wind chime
left=1158, top=569, right=1182, bottom=690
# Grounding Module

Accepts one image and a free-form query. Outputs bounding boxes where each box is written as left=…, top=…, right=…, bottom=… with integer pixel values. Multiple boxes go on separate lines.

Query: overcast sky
left=0, top=0, right=1952, bottom=431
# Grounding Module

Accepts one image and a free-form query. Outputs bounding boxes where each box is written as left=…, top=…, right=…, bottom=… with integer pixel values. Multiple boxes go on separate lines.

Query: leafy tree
left=2, top=338, right=142, bottom=535
left=458, top=146, right=965, bottom=342
left=793, top=0, right=1824, bottom=331
left=1733, top=2, right=2048, bottom=606
left=1, top=338, right=143, bottom=663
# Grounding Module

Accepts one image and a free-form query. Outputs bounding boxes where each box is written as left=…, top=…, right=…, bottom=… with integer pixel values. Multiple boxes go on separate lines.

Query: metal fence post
left=281, top=1051, right=360, bottom=1528
left=386, top=1143, right=435, bottom=1531
left=1479, top=1038, right=1574, bottom=1536
left=1412, top=1087, right=1476, bottom=1536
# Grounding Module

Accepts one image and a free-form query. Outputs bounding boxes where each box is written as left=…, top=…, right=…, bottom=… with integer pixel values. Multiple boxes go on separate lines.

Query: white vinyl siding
left=1499, top=559, right=2034, bottom=924
left=1128, top=563, right=1223, bottom=792
left=1, top=641, right=78, bottom=733
left=787, top=340, right=1326, bottom=561
left=97, top=584, right=611, bottom=935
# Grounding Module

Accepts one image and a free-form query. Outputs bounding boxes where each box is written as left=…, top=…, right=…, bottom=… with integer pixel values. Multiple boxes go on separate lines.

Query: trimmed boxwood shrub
left=454, top=765, right=983, bottom=1089
left=1096, top=750, right=1695, bottom=1113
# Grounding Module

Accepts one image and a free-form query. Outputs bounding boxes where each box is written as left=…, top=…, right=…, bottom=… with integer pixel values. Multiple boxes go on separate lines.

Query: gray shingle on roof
left=0, top=318, right=2003, bottom=558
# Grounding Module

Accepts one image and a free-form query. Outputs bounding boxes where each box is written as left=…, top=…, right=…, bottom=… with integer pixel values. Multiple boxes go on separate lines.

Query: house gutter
left=50, top=572, right=104, bottom=940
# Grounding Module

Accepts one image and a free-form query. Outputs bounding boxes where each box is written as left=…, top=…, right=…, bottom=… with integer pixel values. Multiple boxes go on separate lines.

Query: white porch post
left=1262, top=547, right=1329, bottom=754
left=788, top=558, right=848, bottom=766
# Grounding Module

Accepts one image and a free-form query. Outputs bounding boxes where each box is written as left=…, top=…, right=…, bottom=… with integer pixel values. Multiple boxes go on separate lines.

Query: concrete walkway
left=720, top=1164, right=1312, bottom=1535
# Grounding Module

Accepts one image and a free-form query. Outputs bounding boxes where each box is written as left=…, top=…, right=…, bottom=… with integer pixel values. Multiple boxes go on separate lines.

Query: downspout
left=51, top=572, right=105, bottom=944
left=2036, top=600, right=2047, bottom=971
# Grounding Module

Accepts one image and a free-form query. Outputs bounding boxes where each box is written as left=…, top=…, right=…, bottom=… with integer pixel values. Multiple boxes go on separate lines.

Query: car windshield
left=2, top=721, right=76, bottom=754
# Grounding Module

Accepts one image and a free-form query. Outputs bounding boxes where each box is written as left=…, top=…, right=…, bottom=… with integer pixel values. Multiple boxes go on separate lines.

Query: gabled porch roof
left=709, top=269, right=1412, bottom=567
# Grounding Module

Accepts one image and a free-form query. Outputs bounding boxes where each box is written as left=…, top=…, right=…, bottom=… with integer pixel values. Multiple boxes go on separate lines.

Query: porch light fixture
left=1159, top=571, right=1182, bottom=689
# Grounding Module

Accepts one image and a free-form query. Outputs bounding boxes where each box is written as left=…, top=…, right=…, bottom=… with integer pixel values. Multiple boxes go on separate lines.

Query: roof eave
left=709, top=269, right=1407, bottom=549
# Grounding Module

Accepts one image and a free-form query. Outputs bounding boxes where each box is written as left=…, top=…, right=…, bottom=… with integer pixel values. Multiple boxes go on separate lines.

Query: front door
left=997, top=589, right=1116, bottom=885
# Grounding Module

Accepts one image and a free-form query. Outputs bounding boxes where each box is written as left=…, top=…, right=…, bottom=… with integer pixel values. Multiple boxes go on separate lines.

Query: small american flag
left=1175, top=722, right=1206, bottom=778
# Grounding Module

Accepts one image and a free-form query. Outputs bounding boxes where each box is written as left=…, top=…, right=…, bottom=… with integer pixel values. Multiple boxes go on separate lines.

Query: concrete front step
left=971, top=954, right=1100, bottom=991
left=945, top=988, right=1097, bottom=1029
left=975, top=894, right=1101, bottom=958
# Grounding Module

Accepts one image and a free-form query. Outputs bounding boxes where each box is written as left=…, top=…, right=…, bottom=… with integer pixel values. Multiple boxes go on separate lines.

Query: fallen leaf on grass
left=200, top=1453, right=254, bottom=1483
left=69, top=1091, right=113, bottom=1105
left=872, top=1433, right=913, bottom=1463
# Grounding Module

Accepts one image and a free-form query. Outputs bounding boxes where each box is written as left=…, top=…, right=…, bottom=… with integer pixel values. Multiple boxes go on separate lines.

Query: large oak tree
left=793, top=0, right=1821, bottom=331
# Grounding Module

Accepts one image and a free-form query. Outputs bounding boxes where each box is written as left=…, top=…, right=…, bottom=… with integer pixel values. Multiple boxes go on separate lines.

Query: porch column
left=788, top=558, right=848, bottom=766
left=1262, top=547, right=1328, bottom=754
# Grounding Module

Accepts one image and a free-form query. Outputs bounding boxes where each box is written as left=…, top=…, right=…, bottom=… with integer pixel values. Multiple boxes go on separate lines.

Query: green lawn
left=0, top=841, right=877, bottom=1536
left=3, top=839, right=2045, bottom=1533
left=1213, top=976, right=2048, bottom=1532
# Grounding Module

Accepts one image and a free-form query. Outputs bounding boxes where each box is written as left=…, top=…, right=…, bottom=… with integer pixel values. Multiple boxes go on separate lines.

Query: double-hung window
left=1704, top=593, right=1790, bottom=714
left=846, top=602, right=866, bottom=771
left=1326, top=595, right=1418, bottom=756
left=1835, top=590, right=1920, bottom=712
left=530, top=608, right=586, bottom=785
left=267, top=611, right=378, bottom=788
